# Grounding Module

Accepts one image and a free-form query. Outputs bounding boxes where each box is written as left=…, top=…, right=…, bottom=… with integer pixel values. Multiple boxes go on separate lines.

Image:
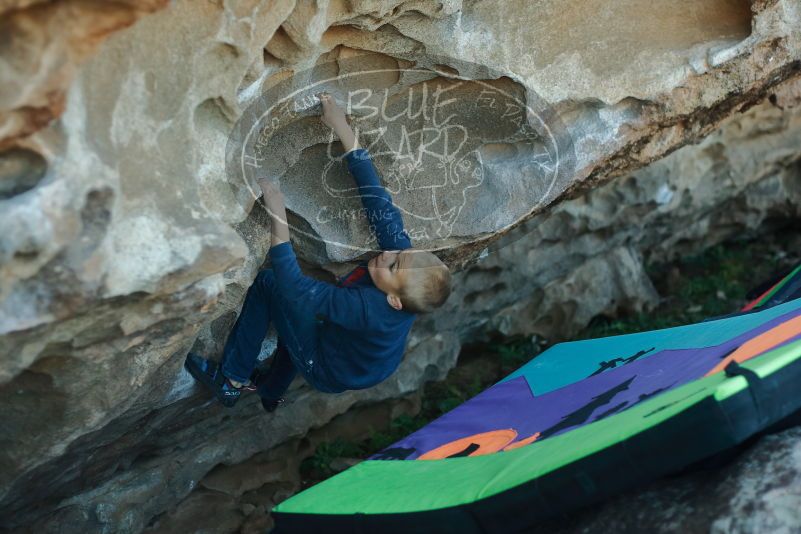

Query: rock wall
left=0, top=0, right=168, bottom=149
left=1, top=0, right=800, bottom=532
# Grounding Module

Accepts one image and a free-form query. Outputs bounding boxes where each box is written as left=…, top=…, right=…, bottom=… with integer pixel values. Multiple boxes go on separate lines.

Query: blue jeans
left=221, top=269, right=344, bottom=397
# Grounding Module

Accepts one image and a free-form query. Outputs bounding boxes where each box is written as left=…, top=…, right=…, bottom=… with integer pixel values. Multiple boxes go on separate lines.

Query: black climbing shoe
left=261, top=396, right=285, bottom=413
left=249, top=359, right=270, bottom=386
left=250, top=360, right=284, bottom=413
left=184, top=353, right=250, bottom=407
left=250, top=361, right=285, bottom=413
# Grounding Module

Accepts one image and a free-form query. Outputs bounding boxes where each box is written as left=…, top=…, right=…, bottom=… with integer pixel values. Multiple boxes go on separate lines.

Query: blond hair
left=398, top=249, right=451, bottom=314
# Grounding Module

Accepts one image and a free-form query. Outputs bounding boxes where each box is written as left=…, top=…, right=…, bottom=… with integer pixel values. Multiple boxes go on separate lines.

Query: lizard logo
left=227, top=55, right=575, bottom=261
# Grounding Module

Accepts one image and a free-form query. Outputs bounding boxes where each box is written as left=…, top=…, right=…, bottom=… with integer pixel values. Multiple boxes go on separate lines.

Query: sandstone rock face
left=0, top=0, right=168, bottom=149
left=0, top=0, right=800, bottom=532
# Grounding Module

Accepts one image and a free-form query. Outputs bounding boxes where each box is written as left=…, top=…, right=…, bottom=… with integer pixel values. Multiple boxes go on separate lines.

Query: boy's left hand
left=318, top=92, right=348, bottom=130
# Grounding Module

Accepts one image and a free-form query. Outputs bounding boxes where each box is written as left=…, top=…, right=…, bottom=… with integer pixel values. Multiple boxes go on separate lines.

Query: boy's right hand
left=258, top=176, right=285, bottom=210
left=258, top=176, right=290, bottom=246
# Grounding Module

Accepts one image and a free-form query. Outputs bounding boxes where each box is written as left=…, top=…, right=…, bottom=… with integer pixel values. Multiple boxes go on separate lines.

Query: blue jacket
left=268, top=147, right=416, bottom=390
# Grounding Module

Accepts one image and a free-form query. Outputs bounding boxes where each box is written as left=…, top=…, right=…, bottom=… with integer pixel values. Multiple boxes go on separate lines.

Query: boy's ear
left=386, top=293, right=403, bottom=311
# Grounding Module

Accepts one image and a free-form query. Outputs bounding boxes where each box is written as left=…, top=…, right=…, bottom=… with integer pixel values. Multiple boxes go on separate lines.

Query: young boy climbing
left=185, top=92, right=451, bottom=412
